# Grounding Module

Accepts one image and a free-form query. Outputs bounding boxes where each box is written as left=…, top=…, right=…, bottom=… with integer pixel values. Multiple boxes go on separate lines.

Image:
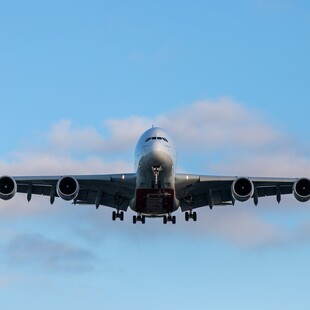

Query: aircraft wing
left=175, top=174, right=299, bottom=211
left=13, top=173, right=136, bottom=211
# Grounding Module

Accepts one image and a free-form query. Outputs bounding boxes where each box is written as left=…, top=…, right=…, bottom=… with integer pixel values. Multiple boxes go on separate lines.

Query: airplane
left=0, top=126, right=310, bottom=224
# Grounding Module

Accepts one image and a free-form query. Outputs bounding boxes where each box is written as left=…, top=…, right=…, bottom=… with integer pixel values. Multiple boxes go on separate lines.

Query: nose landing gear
left=152, top=165, right=162, bottom=188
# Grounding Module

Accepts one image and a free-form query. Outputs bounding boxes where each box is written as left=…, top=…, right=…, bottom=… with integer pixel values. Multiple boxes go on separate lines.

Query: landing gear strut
left=185, top=211, right=197, bottom=222
left=163, top=214, right=176, bottom=224
left=112, top=210, right=124, bottom=221
left=133, top=214, right=146, bottom=224
left=152, top=165, right=161, bottom=188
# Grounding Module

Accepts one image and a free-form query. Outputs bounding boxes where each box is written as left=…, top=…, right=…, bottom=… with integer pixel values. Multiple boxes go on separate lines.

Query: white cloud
left=103, top=116, right=153, bottom=150
left=49, top=120, right=105, bottom=153
left=213, top=151, right=310, bottom=178
left=0, top=152, right=132, bottom=176
left=156, top=98, right=283, bottom=151
left=43, top=98, right=284, bottom=155
left=47, top=117, right=152, bottom=154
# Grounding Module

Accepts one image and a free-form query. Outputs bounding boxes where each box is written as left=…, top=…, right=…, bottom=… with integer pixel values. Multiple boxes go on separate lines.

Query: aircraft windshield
left=145, top=137, right=168, bottom=142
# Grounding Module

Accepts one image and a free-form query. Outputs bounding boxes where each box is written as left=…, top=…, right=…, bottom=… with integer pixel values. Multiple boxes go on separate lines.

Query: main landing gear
left=185, top=211, right=197, bottom=222
left=112, top=211, right=124, bottom=221
left=163, top=214, right=176, bottom=224
left=133, top=214, right=146, bottom=224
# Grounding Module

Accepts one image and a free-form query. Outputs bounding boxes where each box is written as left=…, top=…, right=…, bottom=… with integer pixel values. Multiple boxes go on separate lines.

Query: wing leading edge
left=175, top=174, right=304, bottom=211
left=13, top=173, right=136, bottom=211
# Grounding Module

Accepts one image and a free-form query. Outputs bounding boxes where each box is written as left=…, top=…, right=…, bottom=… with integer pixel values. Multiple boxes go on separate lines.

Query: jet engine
left=293, top=178, right=310, bottom=202
left=0, top=176, right=17, bottom=200
left=231, top=177, right=254, bottom=202
left=56, top=176, right=79, bottom=201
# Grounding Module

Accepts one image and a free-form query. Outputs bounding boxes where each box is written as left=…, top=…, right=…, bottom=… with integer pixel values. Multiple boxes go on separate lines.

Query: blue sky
left=0, top=1, right=310, bottom=309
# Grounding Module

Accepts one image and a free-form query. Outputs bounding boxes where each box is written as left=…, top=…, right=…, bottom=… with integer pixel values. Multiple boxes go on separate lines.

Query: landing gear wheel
left=185, top=212, right=189, bottom=222
left=112, top=211, right=124, bottom=221
left=133, top=214, right=145, bottom=224
left=185, top=211, right=197, bottom=222
left=172, top=215, right=176, bottom=224
left=163, top=214, right=176, bottom=224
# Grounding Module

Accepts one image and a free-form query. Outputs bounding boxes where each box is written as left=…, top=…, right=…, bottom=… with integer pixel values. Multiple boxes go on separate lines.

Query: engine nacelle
left=232, top=177, right=254, bottom=202
left=56, top=176, right=79, bottom=201
left=0, top=176, right=17, bottom=200
left=293, top=178, right=310, bottom=202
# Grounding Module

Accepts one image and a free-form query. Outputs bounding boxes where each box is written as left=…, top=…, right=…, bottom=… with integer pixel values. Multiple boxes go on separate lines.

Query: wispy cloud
left=0, top=275, right=14, bottom=288
left=255, top=0, right=297, bottom=13
left=5, top=232, right=95, bottom=273
left=177, top=206, right=310, bottom=249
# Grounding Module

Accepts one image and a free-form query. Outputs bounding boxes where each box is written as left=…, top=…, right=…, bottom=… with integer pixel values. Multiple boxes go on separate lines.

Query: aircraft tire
left=185, top=212, right=189, bottom=221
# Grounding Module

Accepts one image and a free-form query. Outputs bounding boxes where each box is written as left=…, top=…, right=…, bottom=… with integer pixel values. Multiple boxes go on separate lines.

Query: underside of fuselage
left=129, top=127, right=179, bottom=221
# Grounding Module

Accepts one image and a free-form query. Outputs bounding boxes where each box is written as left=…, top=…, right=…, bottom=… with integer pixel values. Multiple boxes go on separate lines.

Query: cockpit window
left=145, top=136, right=169, bottom=142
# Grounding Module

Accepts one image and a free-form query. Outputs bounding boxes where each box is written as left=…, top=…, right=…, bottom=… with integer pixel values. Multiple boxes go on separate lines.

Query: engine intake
left=0, top=176, right=17, bottom=200
left=293, top=178, right=310, bottom=202
left=232, top=177, right=254, bottom=202
left=56, top=176, right=79, bottom=201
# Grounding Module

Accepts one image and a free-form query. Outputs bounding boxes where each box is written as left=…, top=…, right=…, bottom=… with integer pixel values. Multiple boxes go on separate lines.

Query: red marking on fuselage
left=136, top=188, right=174, bottom=214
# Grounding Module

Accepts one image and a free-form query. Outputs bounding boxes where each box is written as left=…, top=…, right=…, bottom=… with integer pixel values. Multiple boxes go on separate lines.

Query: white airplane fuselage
left=130, top=127, right=179, bottom=216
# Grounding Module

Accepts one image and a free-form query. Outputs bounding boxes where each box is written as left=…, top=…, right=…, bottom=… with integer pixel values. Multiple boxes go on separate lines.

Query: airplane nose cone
left=140, top=142, right=172, bottom=170
left=151, top=150, right=165, bottom=165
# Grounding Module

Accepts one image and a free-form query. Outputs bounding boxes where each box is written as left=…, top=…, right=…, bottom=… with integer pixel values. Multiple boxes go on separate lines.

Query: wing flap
left=17, top=184, right=55, bottom=197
